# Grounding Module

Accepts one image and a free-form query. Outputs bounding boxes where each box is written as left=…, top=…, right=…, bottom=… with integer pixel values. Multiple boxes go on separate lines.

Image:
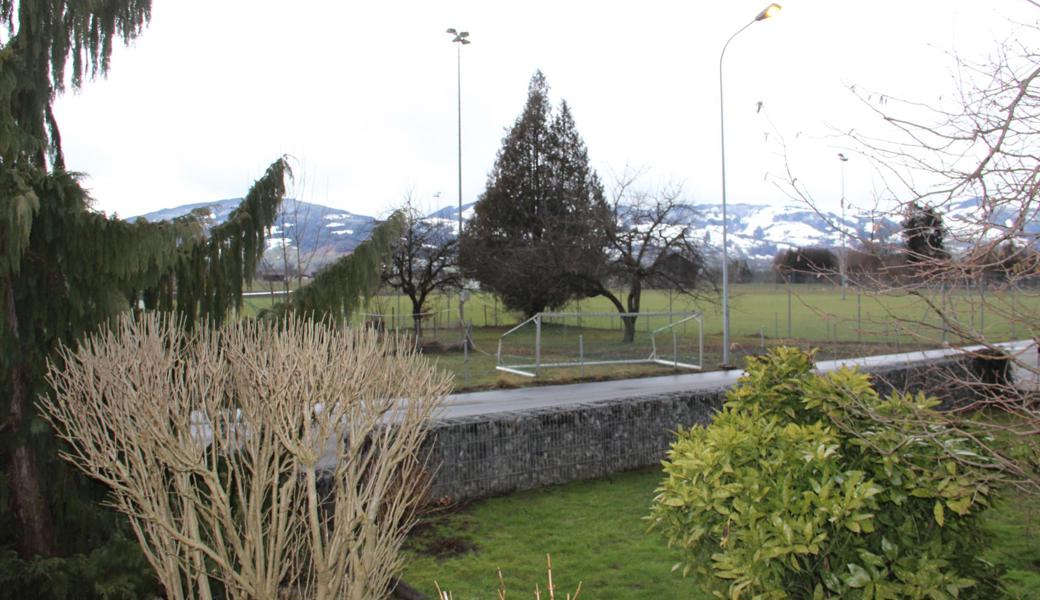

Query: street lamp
left=447, top=27, right=470, bottom=330
left=838, top=152, right=849, bottom=299
left=718, top=3, right=781, bottom=367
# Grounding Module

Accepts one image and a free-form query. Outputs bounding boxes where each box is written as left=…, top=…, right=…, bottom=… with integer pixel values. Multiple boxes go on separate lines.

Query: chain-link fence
left=242, top=284, right=1039, bottom=386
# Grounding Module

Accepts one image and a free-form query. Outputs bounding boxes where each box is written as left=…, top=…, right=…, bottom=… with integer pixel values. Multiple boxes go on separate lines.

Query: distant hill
left=137, top=196, right=1032, bottom=271
left=137, top=198, right=379, bottom=274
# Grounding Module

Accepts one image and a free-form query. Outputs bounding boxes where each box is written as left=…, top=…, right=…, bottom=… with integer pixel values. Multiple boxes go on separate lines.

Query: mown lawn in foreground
left=402, top=467, right=1040, bottom=600
left=985, top=493, right=1040, bottom=598
left=401, top=468, right=703, bottom=600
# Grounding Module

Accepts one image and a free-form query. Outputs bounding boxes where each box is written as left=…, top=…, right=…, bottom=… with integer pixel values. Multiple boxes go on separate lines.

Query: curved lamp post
left=719, top=3, right=781, bottom=367
left=447, top=28, right=471, bottom=328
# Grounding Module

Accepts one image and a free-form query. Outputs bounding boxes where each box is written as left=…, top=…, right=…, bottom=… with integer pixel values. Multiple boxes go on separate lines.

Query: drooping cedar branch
left=267, top=211, right=406, bottom=323
left=147, top=157, right=292, bottom=326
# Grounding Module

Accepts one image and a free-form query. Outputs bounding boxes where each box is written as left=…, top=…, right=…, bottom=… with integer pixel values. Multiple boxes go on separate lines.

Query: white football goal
left=495, top=311, right=703, bottom=378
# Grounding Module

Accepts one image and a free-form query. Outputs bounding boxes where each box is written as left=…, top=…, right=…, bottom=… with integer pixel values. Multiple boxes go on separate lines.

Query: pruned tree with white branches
left=41, top=315, right=451, bottom=599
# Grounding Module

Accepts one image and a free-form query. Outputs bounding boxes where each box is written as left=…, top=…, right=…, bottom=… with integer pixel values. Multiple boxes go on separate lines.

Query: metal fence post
left=700, top=316, right=705, bottom=369
left=855, top=289, right=861, bottom=344
left=979, top=282, right=986, bottom=336
left=787, top=285, right=793, bottom=338
left=579, top=334, right=585, bottom=377
left=1012, top=285, right=1017, bottom=338
left=535, top=314, right=542, bottom=375
left=463, top=324, right=470, bottom=388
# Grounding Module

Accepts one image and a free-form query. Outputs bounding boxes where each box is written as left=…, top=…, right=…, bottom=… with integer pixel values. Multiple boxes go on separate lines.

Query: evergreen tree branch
left=268, top=211, right=406, bottom=323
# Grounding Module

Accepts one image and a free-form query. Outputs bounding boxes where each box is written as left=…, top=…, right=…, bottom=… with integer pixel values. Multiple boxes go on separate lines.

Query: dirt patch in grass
left=421, top=536, right=479, bottom=558
left=407, top=500, right=484, bottom=559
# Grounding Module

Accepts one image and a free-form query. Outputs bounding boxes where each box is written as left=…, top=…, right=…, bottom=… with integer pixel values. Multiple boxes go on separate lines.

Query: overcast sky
left=52, top=0, right=1037, bottom=219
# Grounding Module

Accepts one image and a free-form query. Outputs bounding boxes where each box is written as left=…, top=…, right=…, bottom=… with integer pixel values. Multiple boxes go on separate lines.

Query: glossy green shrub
left=650, top=347, right=1003, bottom=599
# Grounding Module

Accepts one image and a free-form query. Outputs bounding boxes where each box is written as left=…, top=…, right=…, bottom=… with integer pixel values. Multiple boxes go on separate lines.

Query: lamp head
left=755, top=3, right=782, bottom=21
left=838, top=153, right=849, bottom=162
left=448, top=29, right=471, bottom=44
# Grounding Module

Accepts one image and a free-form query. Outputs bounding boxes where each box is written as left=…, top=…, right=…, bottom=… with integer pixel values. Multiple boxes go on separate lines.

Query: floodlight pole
left=447, top=28, right=471, bottom=330
left=718, top=3, right=781, bottom=368
left=839, top=152, right=849, bottom=300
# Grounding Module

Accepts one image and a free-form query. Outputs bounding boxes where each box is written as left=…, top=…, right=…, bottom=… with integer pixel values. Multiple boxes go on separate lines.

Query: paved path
left=437, top=340, right=1036, bottom=420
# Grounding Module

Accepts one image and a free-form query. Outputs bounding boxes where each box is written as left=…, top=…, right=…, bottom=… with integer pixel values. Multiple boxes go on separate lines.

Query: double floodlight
left=446, top=28, right=471, bottom=44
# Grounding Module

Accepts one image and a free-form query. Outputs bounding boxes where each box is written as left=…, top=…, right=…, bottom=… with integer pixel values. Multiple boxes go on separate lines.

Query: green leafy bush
left=0, top=536, right=157, bottom=600
left=650, top=347, right=1003, bottom=599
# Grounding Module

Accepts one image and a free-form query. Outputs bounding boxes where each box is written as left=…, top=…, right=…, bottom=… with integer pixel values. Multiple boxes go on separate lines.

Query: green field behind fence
left=240, top=283, right=1040, bottom=389
left=243, top=283, right=1040, bottom=343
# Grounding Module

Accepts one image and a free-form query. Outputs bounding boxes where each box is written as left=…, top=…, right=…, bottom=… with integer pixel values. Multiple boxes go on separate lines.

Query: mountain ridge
left=137, top=196, right=1031, bottom=273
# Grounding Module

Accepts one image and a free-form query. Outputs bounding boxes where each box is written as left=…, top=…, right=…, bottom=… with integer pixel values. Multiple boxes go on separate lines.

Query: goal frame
left=495, top=311, right=704, bottom=378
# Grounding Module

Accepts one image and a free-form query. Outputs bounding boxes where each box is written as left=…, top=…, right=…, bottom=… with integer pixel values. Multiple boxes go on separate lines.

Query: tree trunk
left=591, top=283, right=630, bottom=343
left=621, top=316, right=637, bottom=343
left=622, top=277, right=643, bottom=344
left=4, top=278, right=55, bottom=557
left=411, top=298, right=424, bottom=342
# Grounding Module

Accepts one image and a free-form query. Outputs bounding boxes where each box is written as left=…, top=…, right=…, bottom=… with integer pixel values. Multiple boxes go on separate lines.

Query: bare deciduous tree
left=586, top=171, right=708, bottom=342
left=41, top=315, right=451, bottom=599
left=776, top=7, right=1040, bottom=488
left=382, top=195, right=461, bottom=341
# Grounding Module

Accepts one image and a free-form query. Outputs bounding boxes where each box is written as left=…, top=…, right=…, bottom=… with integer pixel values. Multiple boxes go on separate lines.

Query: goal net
left=496, top=311, right=703, bottom=378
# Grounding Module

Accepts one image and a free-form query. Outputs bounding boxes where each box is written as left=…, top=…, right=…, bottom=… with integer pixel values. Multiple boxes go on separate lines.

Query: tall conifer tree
left=0, top=4, right=345, bottom=580
left=460, top=71, right=608, bottom=316
left=1, top=6, right=401, bottom=580
left=901, top=201, right=948, bottom=263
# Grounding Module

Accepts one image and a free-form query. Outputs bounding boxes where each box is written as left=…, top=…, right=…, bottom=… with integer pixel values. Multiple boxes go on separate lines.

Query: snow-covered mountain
left=423, top=202, right=477, bottom=236
left=691, top=203, right=901, bottom=264
left=137, top=196, right=1032, bottom=271
left=136, top=198, right=378, bottom=273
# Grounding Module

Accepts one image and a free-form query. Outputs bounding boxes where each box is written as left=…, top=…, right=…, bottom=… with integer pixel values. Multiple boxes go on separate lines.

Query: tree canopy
left=0, top=0, right=153, bottom=168
left=901, top=201, right=947, bottom=263
left=460, top=71, right=609, bottom=317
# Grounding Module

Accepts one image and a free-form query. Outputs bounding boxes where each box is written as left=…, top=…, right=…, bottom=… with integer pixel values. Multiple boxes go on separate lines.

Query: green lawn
left=402, top=468, right=702, bottom=600
left=402, top=467, right=1040, bottom=600
left=985, top=495, right=1040, bottom=598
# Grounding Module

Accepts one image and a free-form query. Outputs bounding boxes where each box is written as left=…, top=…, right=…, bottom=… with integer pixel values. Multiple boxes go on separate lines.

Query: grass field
left=238, top=283, right=1040, bottom=391
left=401, top=467, right=1040, bottom=600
